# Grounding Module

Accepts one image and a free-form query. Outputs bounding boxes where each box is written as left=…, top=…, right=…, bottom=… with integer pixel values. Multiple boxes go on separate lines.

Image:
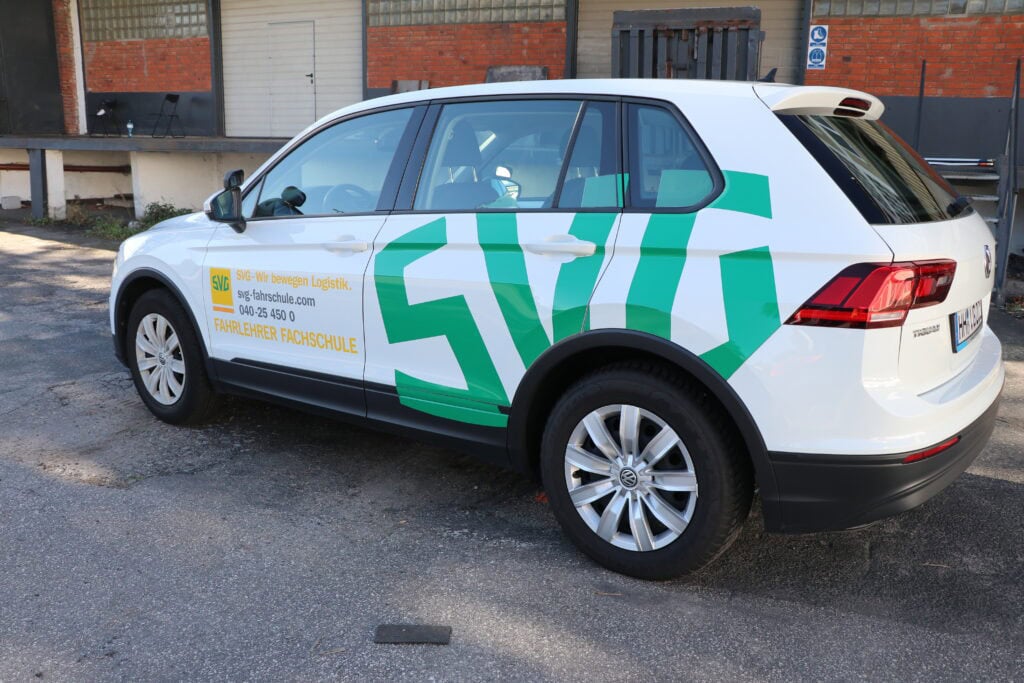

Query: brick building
left=0, top=0, right=1020, bottom=224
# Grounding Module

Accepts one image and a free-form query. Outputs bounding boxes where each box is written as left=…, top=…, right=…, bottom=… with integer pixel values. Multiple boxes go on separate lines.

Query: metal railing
left=994, top=58, right=1020, bottom=306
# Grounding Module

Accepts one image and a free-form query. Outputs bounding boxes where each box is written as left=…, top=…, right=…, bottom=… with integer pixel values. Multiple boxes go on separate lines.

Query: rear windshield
left=781, top=114, right=965, bottom=224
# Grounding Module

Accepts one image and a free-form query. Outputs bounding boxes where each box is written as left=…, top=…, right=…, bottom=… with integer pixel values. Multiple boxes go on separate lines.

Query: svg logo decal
left=210, top=267, right=234, bottom=313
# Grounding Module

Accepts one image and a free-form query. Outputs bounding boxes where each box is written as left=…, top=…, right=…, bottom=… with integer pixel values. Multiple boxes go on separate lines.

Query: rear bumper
left=763, top=389, right=1002, bottom=533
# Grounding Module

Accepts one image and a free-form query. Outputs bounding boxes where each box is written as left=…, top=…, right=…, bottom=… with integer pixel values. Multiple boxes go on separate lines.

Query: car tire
left=540, top=361, right=753, bottom=580
left=126, top=288, right=221, bottom=425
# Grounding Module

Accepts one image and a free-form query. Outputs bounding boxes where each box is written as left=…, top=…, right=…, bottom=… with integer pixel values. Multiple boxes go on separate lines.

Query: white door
left=268, top=21, right=316, bottom=137
left=201, top=107, right=417, bottom=415
left=220, top=0, right=362, bottom=137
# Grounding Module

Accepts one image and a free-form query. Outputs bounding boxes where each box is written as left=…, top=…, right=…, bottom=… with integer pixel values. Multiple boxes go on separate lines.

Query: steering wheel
left=323, top=183, right=376, bottom=213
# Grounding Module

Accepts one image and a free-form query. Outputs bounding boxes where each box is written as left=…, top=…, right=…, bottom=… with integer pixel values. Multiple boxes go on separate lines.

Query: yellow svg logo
left=210, top=267, right=234, bottom=311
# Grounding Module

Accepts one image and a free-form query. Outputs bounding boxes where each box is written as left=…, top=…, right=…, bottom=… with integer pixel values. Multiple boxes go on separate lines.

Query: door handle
left=524, top=234, right=597, bottom=258
left=324, top=236, right=369, bottom=254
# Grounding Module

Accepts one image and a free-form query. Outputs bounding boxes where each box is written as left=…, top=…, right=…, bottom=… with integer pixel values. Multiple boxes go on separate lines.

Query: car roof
left=326, top=78, right=768, bottom=121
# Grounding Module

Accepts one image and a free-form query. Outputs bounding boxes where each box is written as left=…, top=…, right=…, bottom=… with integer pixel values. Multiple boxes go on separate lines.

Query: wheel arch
left=506, top=329, right=781, bottom=521
left=113, top=268, right=213, bottom=376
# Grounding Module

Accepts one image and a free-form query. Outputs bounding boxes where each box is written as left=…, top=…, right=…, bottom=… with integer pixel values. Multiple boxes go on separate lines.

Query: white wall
left=63, top=151, right=133, bottom=201
left=129, top=151, right=272, bottom=216
left=0, top=150, right=134, bottom=206
left=0, top=150, right=30, bottom=202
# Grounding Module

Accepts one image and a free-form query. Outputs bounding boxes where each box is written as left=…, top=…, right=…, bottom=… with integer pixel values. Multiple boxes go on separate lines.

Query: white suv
left=109, top=80, right=1004, bottom=579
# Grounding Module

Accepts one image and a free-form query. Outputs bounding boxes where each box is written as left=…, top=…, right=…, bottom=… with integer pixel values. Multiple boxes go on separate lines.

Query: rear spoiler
left=753, top=84, right=884, bottom=120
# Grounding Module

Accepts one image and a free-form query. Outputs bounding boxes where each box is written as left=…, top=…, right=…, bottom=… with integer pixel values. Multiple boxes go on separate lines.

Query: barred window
left=815, top=0, right=1021, bottom=14
left=80, top=0, right=208, bottom=41
left=368, top=0, right=565, bottom=27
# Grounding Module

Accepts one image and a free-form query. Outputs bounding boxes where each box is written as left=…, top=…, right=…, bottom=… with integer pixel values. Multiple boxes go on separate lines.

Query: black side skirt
left=210, top=358, right=509, bottom=469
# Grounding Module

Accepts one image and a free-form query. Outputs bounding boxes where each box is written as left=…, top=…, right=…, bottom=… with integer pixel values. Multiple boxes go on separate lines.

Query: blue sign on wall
left=807, top=24, right=828, bottom=70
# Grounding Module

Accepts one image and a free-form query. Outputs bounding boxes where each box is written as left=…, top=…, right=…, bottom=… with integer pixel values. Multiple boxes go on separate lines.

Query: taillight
left=839, top=97, right=871, bottom=111
left=833, top=97, right=872, bottom=117
left=786, top=260, right=956, bottom=329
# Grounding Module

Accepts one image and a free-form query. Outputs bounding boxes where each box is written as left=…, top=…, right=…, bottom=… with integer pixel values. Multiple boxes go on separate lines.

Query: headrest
left=281, top=186, right=306, bottom=208
left=569, top=125, right=601, bottom=167
left=440, top=120, right=482, bottom=168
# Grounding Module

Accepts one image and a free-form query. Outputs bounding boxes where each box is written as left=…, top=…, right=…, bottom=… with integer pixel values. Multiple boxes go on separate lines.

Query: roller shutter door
left=221, top=0, right=363, bottom=137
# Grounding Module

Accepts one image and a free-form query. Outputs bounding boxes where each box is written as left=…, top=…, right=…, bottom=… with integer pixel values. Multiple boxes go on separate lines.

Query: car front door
left=202, top=106, right=421, bottom=416
left=363, top=98, right=622, bottom=429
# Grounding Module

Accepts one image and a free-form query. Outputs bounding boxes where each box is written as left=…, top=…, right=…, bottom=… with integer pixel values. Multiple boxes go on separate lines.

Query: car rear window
left=780, top=114, right=965, bottom=225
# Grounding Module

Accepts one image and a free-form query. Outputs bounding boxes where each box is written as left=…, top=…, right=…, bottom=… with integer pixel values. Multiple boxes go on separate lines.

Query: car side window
left=627, top=104, right=714, bottom=210
left=241, top=177, right=262, bottom=218
left=413, top=99, right=581, bottom=211
left=251, top=107, right=413, bottom=218
left=557, top=101, right=620, bottom=209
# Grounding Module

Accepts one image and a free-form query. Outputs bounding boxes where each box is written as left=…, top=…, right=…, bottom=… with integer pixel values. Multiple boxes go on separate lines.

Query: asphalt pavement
left=1, top=222, right=1022, bottom=681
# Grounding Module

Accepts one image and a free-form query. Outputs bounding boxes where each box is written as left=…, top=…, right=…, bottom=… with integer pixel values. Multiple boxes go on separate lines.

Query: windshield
left=784, top=114, right=965, bottom=224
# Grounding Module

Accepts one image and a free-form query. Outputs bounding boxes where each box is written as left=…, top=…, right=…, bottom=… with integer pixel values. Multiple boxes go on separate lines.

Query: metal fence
left=611, top=8, right=764, bottom=81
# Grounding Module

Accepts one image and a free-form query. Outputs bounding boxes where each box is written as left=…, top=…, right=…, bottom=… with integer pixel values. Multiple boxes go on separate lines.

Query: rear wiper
left=947, top=196, right=971, bottom=217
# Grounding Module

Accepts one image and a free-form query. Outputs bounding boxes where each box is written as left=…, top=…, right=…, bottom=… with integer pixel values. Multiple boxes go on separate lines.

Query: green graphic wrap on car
left=478, top=212, right=618, bottom=369
left=375, top=170, right=780, bottom=426
left=477, top=213, right=551, bottom=369
left=374, top=217, right=509, bottom=427
left=624, top=212, right=697, bottom=339
left=551, top=213, right=619, bottom=339
left=699, top=246, right=780, bottom=378
left=625, top=171, right=779, bottom=378
left=710, top=170, right=773, bottom=219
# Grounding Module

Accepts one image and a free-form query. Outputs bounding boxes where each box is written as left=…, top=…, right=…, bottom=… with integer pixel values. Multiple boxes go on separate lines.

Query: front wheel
left=127, top=289, right=220, bottom=425
left=540, top=362, right=753, bottom=580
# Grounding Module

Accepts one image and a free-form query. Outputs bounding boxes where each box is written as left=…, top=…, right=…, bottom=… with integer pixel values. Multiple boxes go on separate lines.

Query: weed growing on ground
left=64, top=203, right=94, bottom=227
left=26, top=216, right=59, bottom=227
left=139, top=201, right=192, bottom=227
left=1006, top=296, right=1024, bottom=317
left=86, top=201, right=193, bottom=242
left=88, top=216, right=139, bottom=242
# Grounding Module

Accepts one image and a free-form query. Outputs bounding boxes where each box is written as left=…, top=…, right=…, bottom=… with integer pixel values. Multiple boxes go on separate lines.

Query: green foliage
left=25, top=216, right=59, bottom=227
left=139, top=201, right=192, bottom=228
left=88, top=216, right=139, bottom=242
left=86, top=201, right=193, bottom=242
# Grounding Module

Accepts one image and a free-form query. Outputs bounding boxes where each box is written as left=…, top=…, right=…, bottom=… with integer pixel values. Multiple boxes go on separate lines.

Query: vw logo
left=984, top=245, right=992, bottom=279
left=618, top=468, right=639, bottom=489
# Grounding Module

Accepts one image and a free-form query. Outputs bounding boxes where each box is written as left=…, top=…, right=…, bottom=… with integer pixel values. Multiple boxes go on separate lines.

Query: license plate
left=950, top=300, right=984, bottom=352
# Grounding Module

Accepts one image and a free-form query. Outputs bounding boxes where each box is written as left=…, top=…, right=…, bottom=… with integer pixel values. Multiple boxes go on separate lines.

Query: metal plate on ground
left=374, top=624, right=452, bottom=645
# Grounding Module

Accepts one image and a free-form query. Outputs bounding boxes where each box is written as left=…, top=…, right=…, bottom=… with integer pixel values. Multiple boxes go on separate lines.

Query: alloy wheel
left=564, top=404, right=698, bottom=552
left=135, top=312, right=185, bottom=406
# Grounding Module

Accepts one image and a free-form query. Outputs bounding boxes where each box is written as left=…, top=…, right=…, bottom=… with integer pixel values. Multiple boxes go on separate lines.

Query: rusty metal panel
left=611, top=7, right=764, bottom=81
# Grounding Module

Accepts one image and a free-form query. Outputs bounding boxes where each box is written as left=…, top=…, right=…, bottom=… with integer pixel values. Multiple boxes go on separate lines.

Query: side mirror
left=224, top=168, right=244, bottom=190
left=204, top=185, right=246, bottom=233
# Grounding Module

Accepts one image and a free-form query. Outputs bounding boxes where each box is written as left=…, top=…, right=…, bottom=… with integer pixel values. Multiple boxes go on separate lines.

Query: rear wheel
left=540, top=362, right=753, bottom=579
left=127, top=289, right=220, bottom=425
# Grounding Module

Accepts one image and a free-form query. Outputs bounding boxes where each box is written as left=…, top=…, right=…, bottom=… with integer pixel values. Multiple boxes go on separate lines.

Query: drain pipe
left=913, top=59, right=927, bottom=151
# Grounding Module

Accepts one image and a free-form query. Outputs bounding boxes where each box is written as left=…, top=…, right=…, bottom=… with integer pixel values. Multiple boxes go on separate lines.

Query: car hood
left=145, top=211, right=214, bottom=234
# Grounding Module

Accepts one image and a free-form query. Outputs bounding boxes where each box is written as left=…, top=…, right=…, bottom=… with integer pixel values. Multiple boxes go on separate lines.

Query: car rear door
left=363, top=98, right=623, bottom=428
